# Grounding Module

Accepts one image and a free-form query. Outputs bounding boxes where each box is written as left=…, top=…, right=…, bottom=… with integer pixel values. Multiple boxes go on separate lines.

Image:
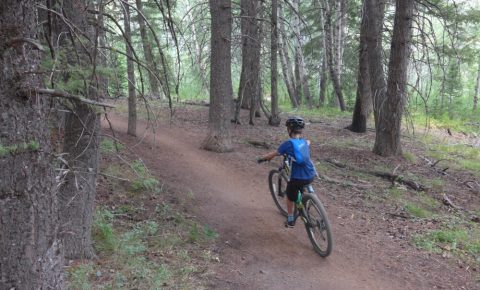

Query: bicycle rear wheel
left=268, top=170, right=288, bottom=217
left=302, top=194, right=333, bottom=257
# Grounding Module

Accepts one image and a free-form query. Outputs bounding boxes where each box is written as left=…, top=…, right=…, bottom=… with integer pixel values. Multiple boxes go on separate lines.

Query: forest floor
left=93, top=101, right=480, bottom=289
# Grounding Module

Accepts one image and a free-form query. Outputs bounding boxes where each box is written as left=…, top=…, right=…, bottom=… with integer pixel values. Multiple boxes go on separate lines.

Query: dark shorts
left=286, top=178, right=314, bottom=202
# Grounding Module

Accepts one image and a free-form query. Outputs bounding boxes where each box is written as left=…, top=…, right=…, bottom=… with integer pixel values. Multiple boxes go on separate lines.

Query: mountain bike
left=259, top=155, right=333, bottom=257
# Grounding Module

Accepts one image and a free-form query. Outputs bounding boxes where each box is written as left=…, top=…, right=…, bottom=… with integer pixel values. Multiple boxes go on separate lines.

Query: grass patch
left=386, top=187, right=405, bottom=200
left=427, top=143, right=480, bottom=175
left=68, top=154, right=218, bottom=289
left=67, top=263, right=94, bottom=290
left=413, top=228, right=480, bottom=257
left=403, top=151, right=417, bottom=163
left=404, top=202, right=433, bottom=218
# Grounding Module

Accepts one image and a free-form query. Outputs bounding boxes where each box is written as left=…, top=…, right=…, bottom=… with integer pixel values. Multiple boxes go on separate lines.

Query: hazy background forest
left=1, top=0, right=480, bottom=289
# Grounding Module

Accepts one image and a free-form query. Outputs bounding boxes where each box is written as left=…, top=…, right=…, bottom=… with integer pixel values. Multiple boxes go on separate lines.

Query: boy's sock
left=285, top=215, right=295, bottom=227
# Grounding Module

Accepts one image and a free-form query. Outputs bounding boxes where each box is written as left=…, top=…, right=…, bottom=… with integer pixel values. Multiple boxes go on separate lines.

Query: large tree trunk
left=474, top=62, right=480, bottom=112
left=278, top=3, right=299, bottom=108
left=123, top=2, right=137, bottom=136
left=323, top=0, right=346, bottom=111
left=269, top=0, right=281, bottom=126
left=373, top=0, right=414, bottom=156
left=238, top=0, right=261, bottom=111
left=348, top=0, right=377, bottom=133
left=0, top=1, right=64, bottom=288
left=57, top=0, right=101, bottom=259
left=203, top=0, right=233, bottom=152
left=136, top=0, right=161, bottom=98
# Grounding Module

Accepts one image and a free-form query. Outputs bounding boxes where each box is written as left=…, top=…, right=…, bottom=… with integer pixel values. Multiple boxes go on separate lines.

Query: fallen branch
left=317, top=173, right=372, bottom=190
left=442, top=194, right=462, bottom=210
left=387, top=212, right=409, bottom=219
left=247, top=140, right=271, bottom=149
left=323, top=158, right=426, bottom=191
left=181, top=100, right=209, bottom=107
left=25, top=88, right=115, bottom=108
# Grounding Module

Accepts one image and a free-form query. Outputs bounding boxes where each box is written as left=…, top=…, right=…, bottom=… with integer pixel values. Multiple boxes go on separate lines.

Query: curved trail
left=104, top=115, right=424, bottom=290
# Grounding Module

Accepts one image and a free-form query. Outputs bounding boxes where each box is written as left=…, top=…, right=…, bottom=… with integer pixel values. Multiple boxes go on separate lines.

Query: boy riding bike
left=258, top=116, right=317, bottom=227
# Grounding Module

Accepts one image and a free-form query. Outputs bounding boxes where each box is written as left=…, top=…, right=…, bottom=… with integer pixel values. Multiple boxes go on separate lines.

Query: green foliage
left=92, top=209, right=116, bottom=254
left=0, top=141, right=40, bottom=157
left=100, top=138, right=124, bottom=153
left=130, top=177, right=160, bottom=192
left=128, top=160, right=161, bottom=193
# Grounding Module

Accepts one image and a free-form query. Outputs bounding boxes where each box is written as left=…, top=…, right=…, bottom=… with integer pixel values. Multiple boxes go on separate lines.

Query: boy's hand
left=257, top=157, right=268, bottom=163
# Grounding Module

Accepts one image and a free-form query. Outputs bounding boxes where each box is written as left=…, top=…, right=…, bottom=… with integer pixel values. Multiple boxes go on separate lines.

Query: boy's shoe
left=284, top=219, right=295, bottom=228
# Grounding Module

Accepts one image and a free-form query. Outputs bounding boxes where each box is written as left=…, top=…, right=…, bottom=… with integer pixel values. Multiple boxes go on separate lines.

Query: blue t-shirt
left=277, top=138, right=316, bottom=180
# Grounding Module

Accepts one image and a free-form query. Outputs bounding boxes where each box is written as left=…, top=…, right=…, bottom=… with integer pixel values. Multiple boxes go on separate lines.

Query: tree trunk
left=123, top=2, right=137, bottom=136
left=97, top=0, right=109, bottom=98
left=238, top=0, right=261, bottom=111
left=203, top=0, right=233, bottom=152
left=335, top=0, right=347, bottom=83
left=0, top=1, right=64, bottom=288
left=57, top=0, right=101, bottom=259
left=278, top=3, right=299, bottom=107
left=60, top=103, right=100, bottom=259
left=269, top=0, right=281, bottom=126
left=474, top=62, right=479, bottom=112
left=294, top=50, right=303, bottom=105
left=373, top=0, right=414, bottom=156
left=323, top=0, right=346, bottom=111
left=136, top=0, right=161, bottom=98
left=348, top=0, right=374, bottom=133
left=319, top=55, right=328, bottom=107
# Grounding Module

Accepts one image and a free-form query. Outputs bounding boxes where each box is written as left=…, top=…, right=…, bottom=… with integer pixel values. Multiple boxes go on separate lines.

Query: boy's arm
left=258, top=150, right=279, bottom=162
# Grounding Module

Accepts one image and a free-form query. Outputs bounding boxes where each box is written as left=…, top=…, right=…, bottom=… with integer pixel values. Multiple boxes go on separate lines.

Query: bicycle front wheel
left=268, top=170, right=288, bottom=217
left=303, top=194, right=333, bottom=257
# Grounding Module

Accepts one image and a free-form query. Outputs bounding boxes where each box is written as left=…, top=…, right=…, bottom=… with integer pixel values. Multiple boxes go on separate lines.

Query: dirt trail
left=104, top=114, right=458, bottom=290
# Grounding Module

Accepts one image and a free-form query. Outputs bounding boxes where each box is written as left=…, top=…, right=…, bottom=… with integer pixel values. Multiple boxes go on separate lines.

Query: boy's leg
left=285, top=181, right=301, bottom=227
left=286, top=199, right=294, bottom=216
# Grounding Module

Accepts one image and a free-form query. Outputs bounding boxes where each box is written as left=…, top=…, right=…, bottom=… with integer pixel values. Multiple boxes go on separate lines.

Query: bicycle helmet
left=285, top=116, right=305, bottom=130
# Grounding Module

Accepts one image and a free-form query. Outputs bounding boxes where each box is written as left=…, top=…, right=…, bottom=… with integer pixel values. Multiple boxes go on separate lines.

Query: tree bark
left=292, top=0, right=311, bottom=107
left=323, top=0, right=346, bottom=111
left=238, top=0, right=261, bottom=111
left=269, top=0, right=281, bottom=126
left=278, top=3, right=299, bottom=107
left=97, top=0, right=109, bottom=98
left=319, top=55, right=328, bottom=107
left=335, top=0, right=347, bottom=83
left=203, top=0, right=233, bottom=152
left=56, top=0, right=101, bottom=259
left=123, top=2, right=137, bottom=136
left=474, top=62, right=480, bottom=112
left=373, top=0, right=414, bottom=156
left=348, top=0, right=375, bottom=133
left=0, top=1, right=64, bottom=288
left=136, top=0, right=161, bottom=98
